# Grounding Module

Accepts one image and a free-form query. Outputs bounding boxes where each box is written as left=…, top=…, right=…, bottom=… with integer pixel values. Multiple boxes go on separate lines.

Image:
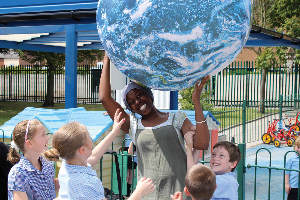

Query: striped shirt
left=58, top=160, right=105, bottom=200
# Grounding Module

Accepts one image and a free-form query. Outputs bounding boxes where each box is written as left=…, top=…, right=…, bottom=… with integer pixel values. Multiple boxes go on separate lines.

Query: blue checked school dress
left=8, top=156, right=56, bottom=200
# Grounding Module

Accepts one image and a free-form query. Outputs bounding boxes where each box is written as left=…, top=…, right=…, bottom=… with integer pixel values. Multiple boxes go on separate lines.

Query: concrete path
left=245, top=144, right=295, bottom=200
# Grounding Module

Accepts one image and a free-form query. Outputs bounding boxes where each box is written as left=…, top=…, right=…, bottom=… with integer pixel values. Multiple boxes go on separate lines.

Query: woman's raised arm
left=99, top=52, right=130, bottom=132
left=192, top=76, right=210, bottom=149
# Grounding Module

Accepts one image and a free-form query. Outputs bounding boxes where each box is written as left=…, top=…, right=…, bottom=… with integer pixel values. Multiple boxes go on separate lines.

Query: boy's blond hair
left=185, top=164, right=216, bottom=200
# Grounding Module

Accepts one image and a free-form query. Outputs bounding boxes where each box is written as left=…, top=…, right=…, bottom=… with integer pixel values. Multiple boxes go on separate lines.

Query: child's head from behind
left=8, top=119, right=48, bottom=164
left=210, top=141, right=241, bottom=174
left=44, top=122, right=92, bottom=163
left=184, top=164, right=216, bottom=200
left=294, top=137, right=300, bottom=153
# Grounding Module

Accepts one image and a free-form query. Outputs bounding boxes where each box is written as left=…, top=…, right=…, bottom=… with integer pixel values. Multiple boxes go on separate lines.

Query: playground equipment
left=287, top=112, right=300, bottom=137
left=262, top=119, right=294, bottom=148
left=262, top=112, right=300, bottom=147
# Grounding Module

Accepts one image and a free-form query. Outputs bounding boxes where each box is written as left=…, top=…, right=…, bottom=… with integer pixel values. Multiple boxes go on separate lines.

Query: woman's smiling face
left=126, top=88, right=154, bottom=115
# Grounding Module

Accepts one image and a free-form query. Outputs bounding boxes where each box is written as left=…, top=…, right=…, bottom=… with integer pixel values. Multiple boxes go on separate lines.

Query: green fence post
left=237, top=100, right=246, bottom=200
left=245, top=61, right=249, bottom=107
left=294, top=65, right=299, bottom=108
left=242, top=100, right=246, bottom=144
left=237, top=143, right=246, bottom=200
left=279, top=95, right=283, bottom=120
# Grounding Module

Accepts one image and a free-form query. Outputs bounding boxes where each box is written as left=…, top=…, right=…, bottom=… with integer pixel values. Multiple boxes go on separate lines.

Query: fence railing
left=246, top=149, right=300, bottom=200
left=0, top=65, right=102, bottom=104
left=211, top=62, right=299, bottom=107
left=1, top=62, right=299, bottom=108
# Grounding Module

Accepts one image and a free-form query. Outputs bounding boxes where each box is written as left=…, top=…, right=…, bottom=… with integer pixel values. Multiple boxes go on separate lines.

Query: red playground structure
left=262, top=112, right=300, bottom=148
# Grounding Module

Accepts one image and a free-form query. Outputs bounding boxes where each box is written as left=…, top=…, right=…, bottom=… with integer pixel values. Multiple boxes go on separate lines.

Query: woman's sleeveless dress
left=129, top=112, right=187, bottom=200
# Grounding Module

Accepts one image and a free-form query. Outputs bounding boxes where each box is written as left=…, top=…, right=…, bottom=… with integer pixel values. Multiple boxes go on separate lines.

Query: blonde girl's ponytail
left=44, top=148, right=60, bottom=162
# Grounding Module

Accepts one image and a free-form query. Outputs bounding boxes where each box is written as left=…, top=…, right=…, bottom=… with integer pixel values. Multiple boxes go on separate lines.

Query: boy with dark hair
left=171, top=164, right=216, bottom=200
left=210, top=141, right=241, bottom=200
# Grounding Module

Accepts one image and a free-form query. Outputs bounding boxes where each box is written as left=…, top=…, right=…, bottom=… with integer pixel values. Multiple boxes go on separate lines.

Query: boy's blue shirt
left=212, top=172, right=238, bottom=200
left=286, top=153, right=300, bottom=188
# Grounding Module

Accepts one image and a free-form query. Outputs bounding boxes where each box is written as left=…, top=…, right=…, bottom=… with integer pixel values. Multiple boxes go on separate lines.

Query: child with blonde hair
left=171, top=164, right=216, bottom=200
left=7, top=119, right=58, bottom=200
left=44, top=109, right=154, bottom=200
left=285, top=136, right=300, bottom=200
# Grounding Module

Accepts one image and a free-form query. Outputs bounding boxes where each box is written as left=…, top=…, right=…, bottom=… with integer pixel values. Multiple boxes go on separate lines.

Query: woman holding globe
left=99, top=52, right=209, bottom=199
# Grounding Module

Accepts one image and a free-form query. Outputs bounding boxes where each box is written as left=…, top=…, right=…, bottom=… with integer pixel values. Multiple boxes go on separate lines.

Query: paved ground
left=245, top=144, right=295, bottom=200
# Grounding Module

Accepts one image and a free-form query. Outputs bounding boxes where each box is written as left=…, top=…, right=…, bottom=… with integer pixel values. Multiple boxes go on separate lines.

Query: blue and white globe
left=97, top=0, right=251, bottom=90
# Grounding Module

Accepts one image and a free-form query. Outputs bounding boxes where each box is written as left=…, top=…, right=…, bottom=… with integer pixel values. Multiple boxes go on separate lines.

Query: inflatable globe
left=97, top=0, right=251, bottom=90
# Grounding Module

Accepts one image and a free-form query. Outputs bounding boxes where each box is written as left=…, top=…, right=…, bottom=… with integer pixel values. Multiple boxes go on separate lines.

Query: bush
left=179, top=84, right=213, bottom=111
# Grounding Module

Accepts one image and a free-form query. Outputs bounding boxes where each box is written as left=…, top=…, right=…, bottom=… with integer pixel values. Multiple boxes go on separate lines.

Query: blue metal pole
left=170, top=91, right=178, bottom=110
left=65, top=24, right=77, bottom=108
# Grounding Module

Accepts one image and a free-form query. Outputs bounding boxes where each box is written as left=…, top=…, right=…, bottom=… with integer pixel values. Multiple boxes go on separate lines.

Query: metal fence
left=1, top=62, right=299, bottom=107
left=211, top=62, right=299, bottom=107
left=246, top=148, right=300, bottom=200
left=0, top=65, right=102, bottom=104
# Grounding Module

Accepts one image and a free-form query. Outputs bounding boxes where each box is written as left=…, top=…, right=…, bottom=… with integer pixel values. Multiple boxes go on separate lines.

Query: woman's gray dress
left=129, top=112, right=187, bottom=200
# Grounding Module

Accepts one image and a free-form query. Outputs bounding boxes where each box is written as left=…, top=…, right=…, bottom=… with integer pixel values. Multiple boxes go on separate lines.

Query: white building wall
left=4, top=58, right=19, bottom=66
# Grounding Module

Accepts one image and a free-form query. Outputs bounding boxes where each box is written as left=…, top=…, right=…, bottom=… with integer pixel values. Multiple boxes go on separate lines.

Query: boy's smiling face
left=210, top=146, right=237, bottom=174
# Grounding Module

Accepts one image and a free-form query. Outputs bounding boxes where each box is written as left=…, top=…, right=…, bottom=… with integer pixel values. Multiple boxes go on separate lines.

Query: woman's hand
left=103, top=52, right=110, bottom=62
left=192, top=75, right=210, bottom=104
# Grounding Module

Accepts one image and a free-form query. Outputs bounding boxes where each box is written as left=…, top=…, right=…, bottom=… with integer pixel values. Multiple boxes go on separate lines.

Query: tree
left=18, top=51, right=65, bottom=106
left=0, top=48, right=10, bottom=54
left=251, top=0, right=299, bottom=113
left=77, top=50, right=105, bottom=65
left=18, top=50, right=104, bottom=107
left=179, top=82, right=213, bottom=111
left=255, top=48, right=287, bottom=113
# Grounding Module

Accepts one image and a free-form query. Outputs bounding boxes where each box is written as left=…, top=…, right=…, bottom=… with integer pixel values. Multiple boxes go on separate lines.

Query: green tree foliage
left=268, top=0, right=299, bottom=29
left=252, top=0, right=299, bottom=113
left=179, top=83, right=213, bottom=111
left=78, top=50, right=105, bottom=65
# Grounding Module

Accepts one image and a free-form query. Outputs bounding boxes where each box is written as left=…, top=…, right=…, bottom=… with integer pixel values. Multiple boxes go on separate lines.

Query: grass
left=212, top=107, right=279, bottom=130
left=0, top=101, right=105, bottom=126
